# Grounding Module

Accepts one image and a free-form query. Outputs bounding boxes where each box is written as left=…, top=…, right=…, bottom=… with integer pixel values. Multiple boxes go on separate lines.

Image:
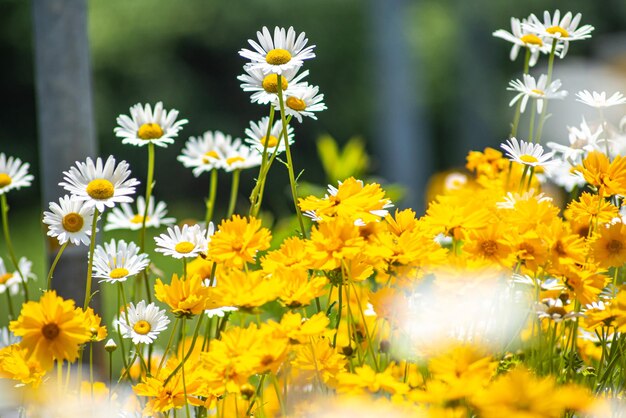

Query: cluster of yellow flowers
left=3, top=9, right=626, bottom=418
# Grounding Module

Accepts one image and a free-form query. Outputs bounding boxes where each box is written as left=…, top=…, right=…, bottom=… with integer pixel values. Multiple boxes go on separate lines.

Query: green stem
left=227, top=169, right=240, bottom=218
left=157, top=317, right=180, bottom=374
left=534, top=39, right=558, bottom=145
left=205, top=169, right=218, bottom=228
left=139, top=143, right=155, bottom=304
left=181, top=318, right=191, bottom=418
left=4, top=289, right=14, bottom=320
left=1, top=194, right=28, bottom=301
left=245, top=374, right=267, bottom=416
left=84, top=207, right=99, bottom=310
left=528, top=99, right=537, bottom=143
left=276, top=76, right=307, bottom=237
left=164, top=315, right=204, bottom=385
left=46, top=241, right=68, bottom=290
left=249, top=106, right=275, bottom=218
left=510, top=48, right=531, bottom=138
left=333, top=284, right=343, bottom=348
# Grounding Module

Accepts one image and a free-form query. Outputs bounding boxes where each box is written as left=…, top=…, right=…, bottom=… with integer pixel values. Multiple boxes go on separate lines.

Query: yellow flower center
left=175, top=241, right=195, bottom=254
left=607, top=239, right=623, bottom=255
left=531, top=89, right=545, bottom=96
left=481, top=240, right=498, bottom=256
left=133, top=320, right=152, bottom=335
left=520, top=155, right=539, bottom=164
left=86, top=179, right=114, bottom=200
left=546, top=26, right=569, bottom=38
left=137, top=123, right=164, bottom=140
left=130, top=214, right=150, bottom=224
left=546, top=306, right=567, bottom=317
left=42, top=323, right=60, bottom=340
left=520, top=34, right=543, bottom=46
left=202, top=151, right=220, bottom=163
left=286, top=96, right=307, bottom=111
left=262, top=74, right=288, bottom=94
left=0, top=273, right=13, bottom=285
left=260, top=135, right=279, bottom=148
left=265, top=48, right=292, bottom=65
left=226, top=156, right=245, bottom=165
left=0, top=173, right=12, bottom=188
left=109, top=268, right=130, bottom=279
left=62, top=212, right=84, bottom=232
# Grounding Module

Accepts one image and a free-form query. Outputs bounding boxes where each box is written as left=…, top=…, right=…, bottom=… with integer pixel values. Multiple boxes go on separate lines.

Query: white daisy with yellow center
left=115, top=102, right=188, bottom=148
left=238, top=66, right=309, bottom=105
left=239, top=26, right=315, bottom=75
left=501, top=137, right=557, bottom=168
left=508, top=73, right=567, bottom=114
left=220, top=143, right=262, bottom=173
left=177, top=130, right=238, bottom=176
left=93, top=239, right=150, bottom=284
left=493, top=17, right=558, bottom=67
left=154, top=224, right=208, bottom=259
left=0, top=153, right=34, bottom=195
left=59, top=156, right=140, bottom=212
left=104, top=196, right=175, bottom=231
left=576, top=90, right=626, bottom=109
left=274, top=84, right=327, bottom=123
left=244, top=116, right=294, bottom=155
left=0, top=257, right=35, bottom=296
left=523, top=10, right=594, bottom=58
left=43, top=195, right=96, bottom=246
left=118, top=300, right=170, bottom=345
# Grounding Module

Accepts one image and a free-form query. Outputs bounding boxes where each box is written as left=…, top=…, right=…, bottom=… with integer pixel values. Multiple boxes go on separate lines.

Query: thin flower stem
left=181, top=318, right=191, bottom=418
left=157, top=317, right=180, bottom=374
left=250, top=106, right=275, bottom=218
left=276, top=77, right=307, bottom=237
left=528, top=100, right=537, bottom=143
left=510, top=48, right=532, bottom=138
left=227, top=169, right=241, bottom=218
left=333, top=283, right=343, bottom=348
left=535, top=39, right=558, bottom=145
left=164, top=314, right=204, bottom=385
left=245, top=374, right=267, bottom=416
left=0, top=194, right=28, bottom=301
left=526, top=166, right=535, bottom=191
left=4, top=287, right=14, bottom=319
left=108, top=351, right=113, bottom=402
left=84, top=207, right=99, bottom=310
left=139, top=143, right=156, bottom=304
left=205, top=169, right=218, bottom=228
left=252, top=126, right=286, bottom=218
left=116, top=285, right=129, bottom=372
left=46, top=241, right=68, bottom=290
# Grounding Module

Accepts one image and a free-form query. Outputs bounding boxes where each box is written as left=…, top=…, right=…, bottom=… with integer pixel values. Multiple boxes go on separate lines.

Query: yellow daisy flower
left=591, top=221, right=626, bottom=268
left=306, top=217, right=366, bottom=270
left=209, top=215, right=271, bottom=268
left=566, top=191, right=618, bottom=228
left=9, top=290, right=91, bottom=370
left=273, top=266, right=328, bottom=308
left=0, top=344, right=45, bottom=388
left=211, top=268, right=278, bottom=310
left=154, top=273, right=211, bottom=317
left=267, top=311, right=329, bottom=344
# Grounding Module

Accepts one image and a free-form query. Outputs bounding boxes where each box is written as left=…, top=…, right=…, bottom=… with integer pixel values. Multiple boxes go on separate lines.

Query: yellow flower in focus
left=133, top=357, right=206, bottom=416
left=83, top=307, right=107, bottom=342
left=0, top=344, right=45, bottom=388
left=298, top=177, right=392, bottom=224
left=573, top=151, right=626, bottom=196
left=423, top=194, right=491, bottom=240
left=543, top=219, right=587, bottom=273
left=591, top=221, right=626, bottom=268
left=261, top=236, right=312, bottom=275
left=154, top=273, right=211, bottom=317
left=462, top=224, right=515, bottom=266
left=9, top=290, right=91, bottom=369
left=211, top=268, right=278, bottom=310
left=566, top=191, right=618, bottom=228
left=209, top=215, right=271, bottom=268
left=267, top=311, right=330, bottom=344
left=306, top=217, right=366, bottom=270
left=274, top=266, right=328, bottom=308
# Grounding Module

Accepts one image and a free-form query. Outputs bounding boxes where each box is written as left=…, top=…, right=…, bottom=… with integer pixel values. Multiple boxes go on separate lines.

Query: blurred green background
left=2, top=0, right=626, bottom=282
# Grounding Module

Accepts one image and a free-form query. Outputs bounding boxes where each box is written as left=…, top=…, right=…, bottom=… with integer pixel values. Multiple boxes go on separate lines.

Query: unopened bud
left=104, top=338, right=118, bottom=353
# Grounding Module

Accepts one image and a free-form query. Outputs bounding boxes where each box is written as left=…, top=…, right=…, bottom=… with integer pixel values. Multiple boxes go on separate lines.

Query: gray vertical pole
left=369, top=0, right=432, bottom=211
left=32, top=0, right=97, bottom=308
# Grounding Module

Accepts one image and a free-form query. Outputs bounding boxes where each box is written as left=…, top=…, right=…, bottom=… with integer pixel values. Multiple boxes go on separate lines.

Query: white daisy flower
left=501, top=137, right=556, bottom=168
left=0, top=257, right=35, bottom=296
left=535, top=298, right=582, bottom=322
left=274, top=84, right=327, bottom=123
left=220, top=143, right=262, bottom=173
left=238, top=66, right=309, bottom=105
left=154, top=224, right=208, bottom=259
left=114, top=102, right=188, bottom=148
left=93, top=239, right=150, bottom=284
left=508, top=73, right=567, bottom=113
left=0, top=153, right=34, bottom=195
left=492, top=17, right=557, bottom=67
left=105, top=196, right=175, bottom=231
left=0, top=327, right=20, bottom=348
left=43, top=195, right=96, bottom=246
left=177, top=130, right=236, bottom=176
left=575, top=90, right=626, bottom=108
left=239, top=26, right=316, bottom=75
left=497, top=189, right=552, bottom=209
left=59, top=156, right=140, bottom=213
left=543, top=158, right=587, bottom=192
left=118, top=300, right=170, bottom=345
left=547, top=118, right=603, bottom=162
left=244, top=117, right=295, bottom=155
left=205, top=306, right=238, bottom=319
left=523, top=10, right=594, bottom=58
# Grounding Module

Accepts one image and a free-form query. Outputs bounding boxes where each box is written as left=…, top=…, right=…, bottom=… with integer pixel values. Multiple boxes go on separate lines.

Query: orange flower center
left=0, top=273, right=13, bottom=285
left=481, top=240, right=498, bottom=256
left=265, top=48, right=292, bottom=65
left=286, top=96, right=307, bottom=111
left=606, top=239, right=623, bottom=255
left=262, top=74, right=288, bottom=93
left=42, top=323, right=60, bottom=340
left=62, top=212, right=84, bottom=232
left=546, top=26, right=569, bottom=38
left=260, top=135, right=279, bottom=148
left=86, top=179, right=114, bottom=200
left=137, top=123, right=164, bottom=140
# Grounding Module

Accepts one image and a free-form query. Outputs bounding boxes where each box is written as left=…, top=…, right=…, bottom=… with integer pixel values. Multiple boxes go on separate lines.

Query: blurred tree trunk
left=368, top=0, right=433, bottom=211
left=32, top=0, right=98, bottom=309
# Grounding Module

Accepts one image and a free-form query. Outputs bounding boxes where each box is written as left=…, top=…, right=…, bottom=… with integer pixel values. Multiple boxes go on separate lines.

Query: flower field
left=2, top=9, right=626, bottom=417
